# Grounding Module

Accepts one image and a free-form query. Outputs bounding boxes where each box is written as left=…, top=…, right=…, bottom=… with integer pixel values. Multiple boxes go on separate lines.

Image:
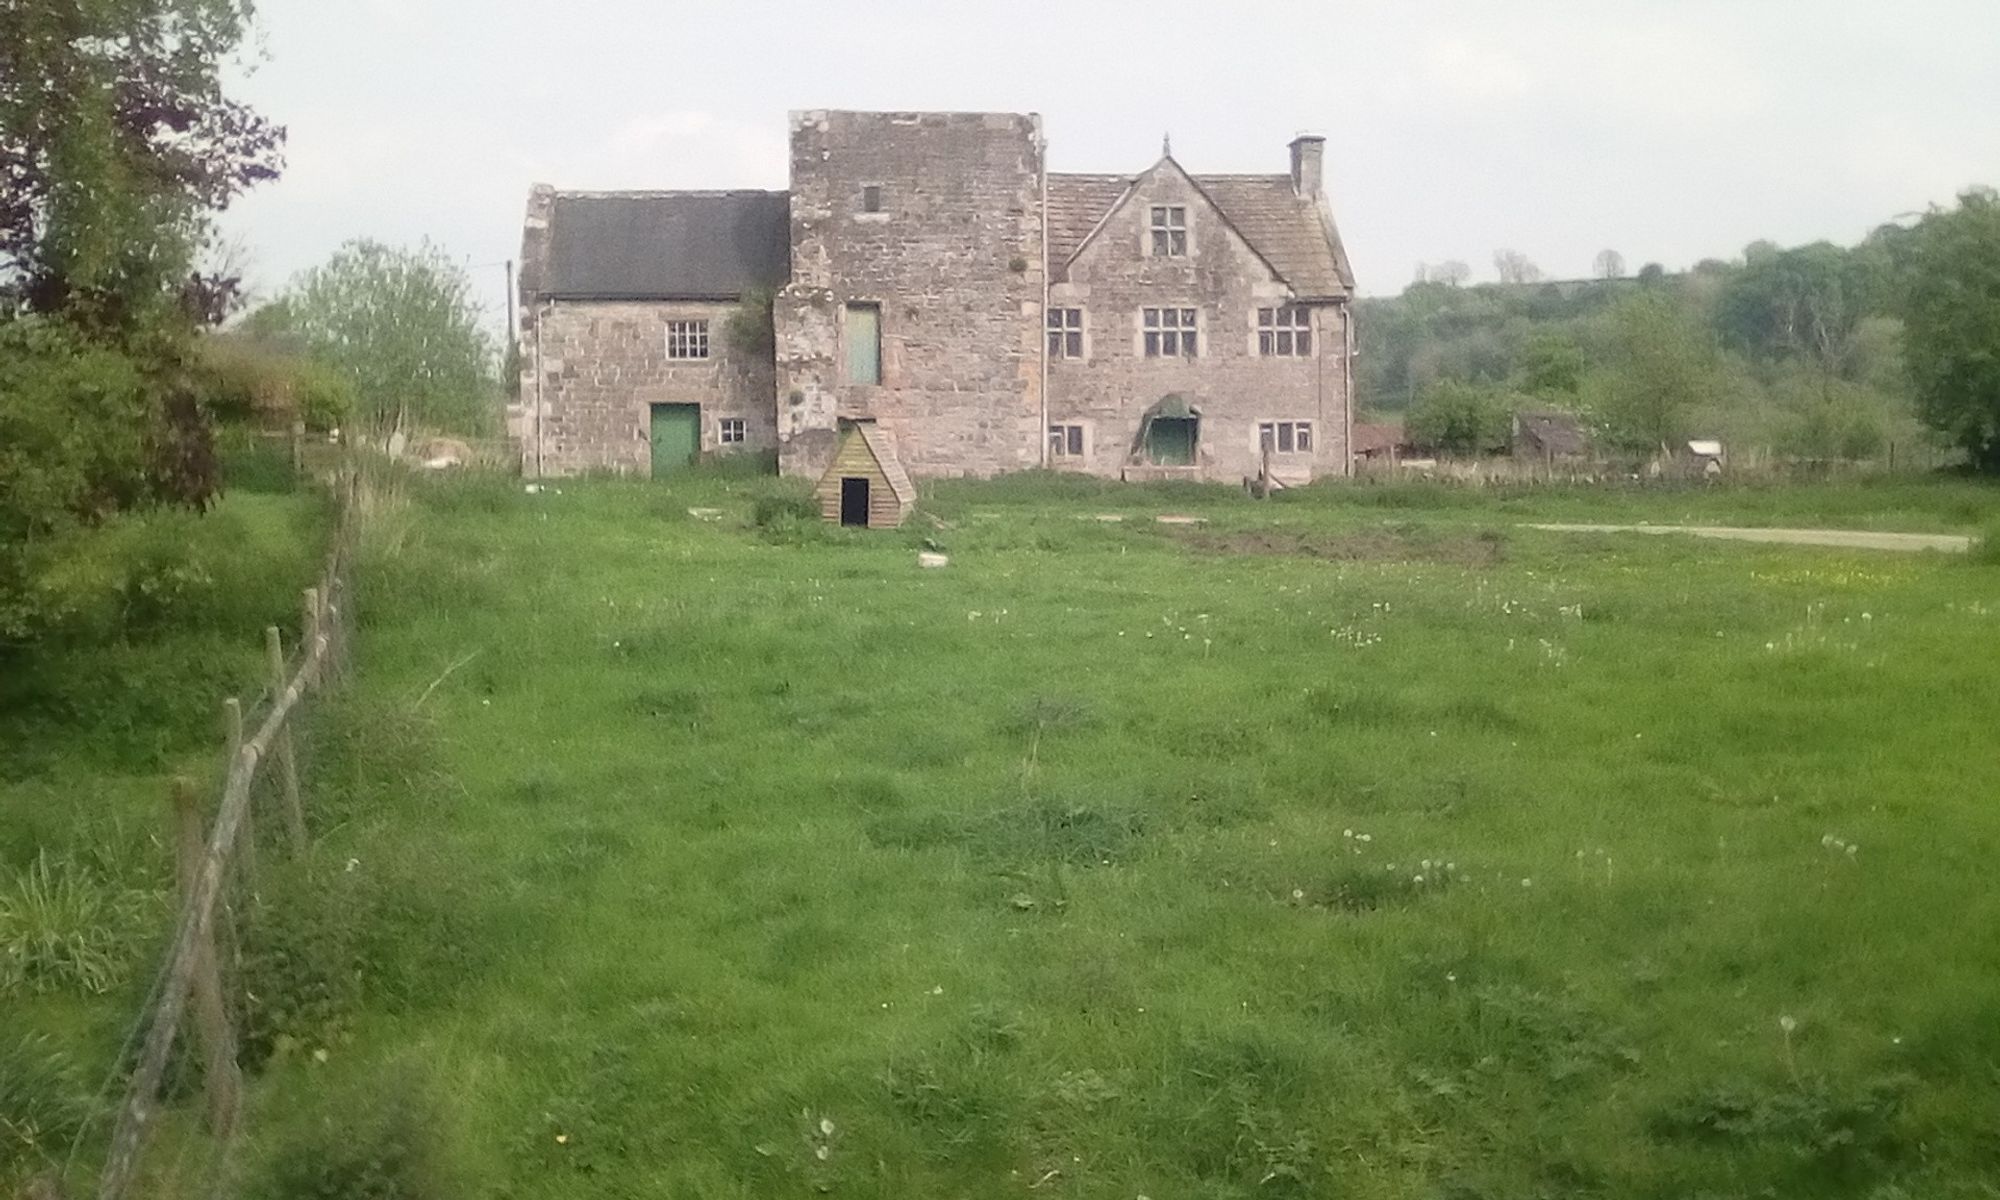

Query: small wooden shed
left=815, top=421, right=916, bottom=529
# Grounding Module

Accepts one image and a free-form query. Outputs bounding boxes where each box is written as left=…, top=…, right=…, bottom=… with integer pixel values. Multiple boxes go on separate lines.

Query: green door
left=1145, top=417, right=1197, bottom=466
left=649, top=404, right=701, bottom=475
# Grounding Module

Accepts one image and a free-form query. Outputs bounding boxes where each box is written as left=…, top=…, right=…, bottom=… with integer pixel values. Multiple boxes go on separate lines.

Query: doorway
left=649, top=403, right=701, bottom=475
left=1146, top=417, right=1198, bottom=466
left=840, top=477, right=871, bottom=526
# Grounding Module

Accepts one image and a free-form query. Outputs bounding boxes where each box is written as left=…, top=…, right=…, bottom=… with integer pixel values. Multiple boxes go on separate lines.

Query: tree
left=1, top=0, right=283, bottom=333
left=1518, top=331, right=1585, bottom=400
left=1594, top=249, right=1627, bottom=280
left=1406, top=379, right=1510, bottom=456
left=1432, top=260, right=1471, bottom=287
left=263, top=241, right=496, bottom=435
left=1493, top=249, right=1543, bottom=285
left=1589, top=292, right=1719, bottom=452
left=1902, top=188, right=2000, bottom=471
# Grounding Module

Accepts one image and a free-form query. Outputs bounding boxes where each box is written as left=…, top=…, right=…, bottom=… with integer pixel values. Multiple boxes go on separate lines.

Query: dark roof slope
left=1047, top=169, right=1354, bottom=297
left=544, top=191, right=790, bottom=300
left=1515, top=410, right=1590, bottom=457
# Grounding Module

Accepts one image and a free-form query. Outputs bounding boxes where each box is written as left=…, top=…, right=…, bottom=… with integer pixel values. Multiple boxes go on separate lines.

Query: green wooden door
left=649, top=404, right=701, bottom=475
left=1146, top=417, right=1197, bottom=466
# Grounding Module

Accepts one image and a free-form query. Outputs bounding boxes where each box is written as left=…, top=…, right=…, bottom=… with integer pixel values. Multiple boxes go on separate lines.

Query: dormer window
left=1150, top=206, right=1187, bottom=257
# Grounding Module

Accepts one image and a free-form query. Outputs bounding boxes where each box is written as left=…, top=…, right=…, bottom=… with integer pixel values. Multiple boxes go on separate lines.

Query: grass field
left=178, top=468, right=1996, bottom=1200
left=10, top=469, right=2000, bottom=1198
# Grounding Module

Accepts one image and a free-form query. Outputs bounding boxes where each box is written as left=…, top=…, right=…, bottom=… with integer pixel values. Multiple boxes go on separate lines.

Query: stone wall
left=776, top=110, right=1046, bottom=480
left=1049, top=165, right=1350, bottom=484
left=524, top=299, right=776, bottom=476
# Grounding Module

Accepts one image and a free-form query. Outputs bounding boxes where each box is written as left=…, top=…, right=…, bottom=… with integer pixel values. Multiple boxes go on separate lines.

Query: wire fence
left=50, top=467, right=361, bottom=1200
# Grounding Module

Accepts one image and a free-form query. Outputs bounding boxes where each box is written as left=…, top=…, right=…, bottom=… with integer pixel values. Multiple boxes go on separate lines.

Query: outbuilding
left=814, top=421, right=916, bottom=528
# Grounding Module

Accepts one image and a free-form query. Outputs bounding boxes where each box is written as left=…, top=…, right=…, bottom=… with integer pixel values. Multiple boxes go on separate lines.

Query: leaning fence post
left=264, top=627, right=308, bottom=850
left=302, top=587, right=322, bottom=686
left=172, top=780, right=242, bottom=1138
left=223, top=699, right=257, bottom=888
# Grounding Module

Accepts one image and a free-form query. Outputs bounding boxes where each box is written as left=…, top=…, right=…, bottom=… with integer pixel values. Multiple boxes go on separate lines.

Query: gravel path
left=1525, top=523, right=1973, bottom=553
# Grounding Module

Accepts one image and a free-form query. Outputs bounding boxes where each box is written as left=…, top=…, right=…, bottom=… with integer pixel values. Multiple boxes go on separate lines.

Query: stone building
left=516, top=111, right=1356, bottom=484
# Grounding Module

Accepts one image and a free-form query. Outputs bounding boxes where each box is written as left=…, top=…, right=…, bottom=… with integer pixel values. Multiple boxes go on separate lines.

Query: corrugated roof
left=544, top=191, right=791, bottom=300
left=1047, top=169, right=1354, bottom=297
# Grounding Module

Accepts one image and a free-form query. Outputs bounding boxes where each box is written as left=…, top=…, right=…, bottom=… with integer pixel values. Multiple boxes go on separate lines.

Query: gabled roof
left=543, top=191, right=791, bottom=300
left=854, top=423, right=918, bottom=506
left=1048, top=161, right=1355, bottom=298
left=1515, top=410, right=1590, bottom=457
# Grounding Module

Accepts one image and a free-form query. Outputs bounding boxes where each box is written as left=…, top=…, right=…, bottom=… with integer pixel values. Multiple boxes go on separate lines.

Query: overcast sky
left=218, top=0, right=2000, bottom=327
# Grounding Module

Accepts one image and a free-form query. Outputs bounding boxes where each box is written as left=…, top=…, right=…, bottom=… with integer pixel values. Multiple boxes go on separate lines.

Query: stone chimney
left=1289, top=135, right=1325, bottom=197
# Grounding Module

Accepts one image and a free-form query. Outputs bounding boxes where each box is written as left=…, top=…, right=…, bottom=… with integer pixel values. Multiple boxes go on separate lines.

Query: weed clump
left=0, top=850, right=150, bottom=997
left=0, top=1035, right=90, bottom=1184
left=246, top=1065, right=466, bottom=1200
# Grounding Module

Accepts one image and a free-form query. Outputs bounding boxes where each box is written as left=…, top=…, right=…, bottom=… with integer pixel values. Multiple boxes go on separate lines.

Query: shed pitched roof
left=855, top=424, right=918, bottom=506
left=1047, top=168, right=1355, bottom=297
left=542, top=191, right=791, bottom=300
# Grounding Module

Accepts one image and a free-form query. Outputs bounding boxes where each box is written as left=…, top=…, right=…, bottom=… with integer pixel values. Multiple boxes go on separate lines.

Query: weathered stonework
left=1049, top=162, right=1351, bottom=484
left=526, top=299, right=775, bottom=476
left=776, top=111, right=1047, bottom=480
left=518, top=112, right=1357, bottom=485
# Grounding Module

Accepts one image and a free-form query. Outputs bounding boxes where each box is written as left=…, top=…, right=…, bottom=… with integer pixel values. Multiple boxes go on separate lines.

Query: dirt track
left=1526, top=523, right=1973, bottom=553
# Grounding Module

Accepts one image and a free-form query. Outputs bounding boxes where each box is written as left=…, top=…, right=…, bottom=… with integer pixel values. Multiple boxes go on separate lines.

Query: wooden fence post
left=223, top=699, right=257, bottom=887
left=171, top=780, right=241, bottom=1137
left=303, top=587, right=322, bottom=686
left=264, top=627, right=308, bottom=850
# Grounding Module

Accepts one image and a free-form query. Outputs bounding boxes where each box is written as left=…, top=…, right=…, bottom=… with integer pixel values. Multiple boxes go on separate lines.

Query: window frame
left=1149, top=205, right=1189, bottom=257
left=1256, top=306, right=1314, bottom=358
left=1257, top=420, right=1315, bottom=455
left=1142, top=307, right=1200, bottom=358
left=665, top=319, right=711, bottom=361
left=1048, top=422, right=1086, bottom=459
left=845, top=302, right=882, bottom=385
left=718, top=417, right=747, bottom=445
left=1046, top=307, right=1084, bottom=359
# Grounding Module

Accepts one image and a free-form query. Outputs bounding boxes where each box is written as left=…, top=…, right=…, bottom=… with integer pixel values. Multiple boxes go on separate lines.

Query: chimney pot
left=1289, top=135, right=1325, bottom=197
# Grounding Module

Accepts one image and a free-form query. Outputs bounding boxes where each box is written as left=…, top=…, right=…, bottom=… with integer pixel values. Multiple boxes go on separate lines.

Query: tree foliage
left=1589, top=293, right=1720, bottom=452
left=1902, top=189, right=2000, bottom=471
left=0, top=0, right=283, bottom=333
left=260, top=241, right=495, bottom=435
left=1406, top=379, right=1511, bottom=456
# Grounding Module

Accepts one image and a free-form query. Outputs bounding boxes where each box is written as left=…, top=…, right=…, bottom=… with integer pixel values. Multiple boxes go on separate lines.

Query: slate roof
left=1047, top=166, right=1355, bottom=298
left=543, top=191, right=791, bottom=300
left=1515, top=410, right=1590, bottom=457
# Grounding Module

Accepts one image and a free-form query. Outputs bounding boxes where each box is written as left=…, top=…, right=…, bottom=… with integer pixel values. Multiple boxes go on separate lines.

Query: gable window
left=1143, top=307, right=1199, bottom=358
left=719, top=417, right=747, bottom=445
left=862, top=184, right=884, bottom=213
left=846, top=303, right=881, bottom=384
left=1150, top=206, right=1188, bottom=257
left=1047, top=308, right=1084, bottom=359
left=1048, top=423, right=1085, bottom=458
left=666, top=320, right=710, bottom=360
left=1258, top=421, right=1314, bottom=454
left=1258, top=306, right=1313, bottom=357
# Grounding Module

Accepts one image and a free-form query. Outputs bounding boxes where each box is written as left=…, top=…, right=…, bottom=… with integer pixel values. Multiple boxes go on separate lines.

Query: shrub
left=0, top=1035, right=91, bottom=1182
left=1972, top=521, right=2000, bottom=565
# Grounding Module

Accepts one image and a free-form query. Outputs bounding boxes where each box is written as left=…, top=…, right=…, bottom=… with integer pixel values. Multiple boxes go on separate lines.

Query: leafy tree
left=1406, top=379, right=1510, bottom=456
left=1, top=0, right=282, bottom=332
left=1589, top=292, right=1719, bottom=451
left=263, top=241, right=496, bottom=435
left=1594, top=249, right=1627, bottom=280
left=1902, top=188, right=2000, bottom=471
left=1518, top=331, right=1586, bottom=400
left=1715, top=241, right=1876, bottom=373
left=1432, top=260, right=1471, bottom=287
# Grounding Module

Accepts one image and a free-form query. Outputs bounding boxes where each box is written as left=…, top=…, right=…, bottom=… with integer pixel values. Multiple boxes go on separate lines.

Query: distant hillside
left=1352, top=230, right=1934, bottom=463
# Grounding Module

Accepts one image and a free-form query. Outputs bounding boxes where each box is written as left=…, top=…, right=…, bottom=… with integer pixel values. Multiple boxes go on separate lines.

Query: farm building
left=515, top=111, right=1358, bottom=488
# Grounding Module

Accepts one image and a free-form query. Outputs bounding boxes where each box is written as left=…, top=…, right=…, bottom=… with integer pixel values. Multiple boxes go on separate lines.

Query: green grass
left=0, top=486, right=327, bottom=1190
left=195, top=467, right=2000, bottom=1200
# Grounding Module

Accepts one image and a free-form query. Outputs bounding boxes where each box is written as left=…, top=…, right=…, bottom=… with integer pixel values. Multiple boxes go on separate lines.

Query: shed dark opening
left=840, top=477, right=871, bottom=526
